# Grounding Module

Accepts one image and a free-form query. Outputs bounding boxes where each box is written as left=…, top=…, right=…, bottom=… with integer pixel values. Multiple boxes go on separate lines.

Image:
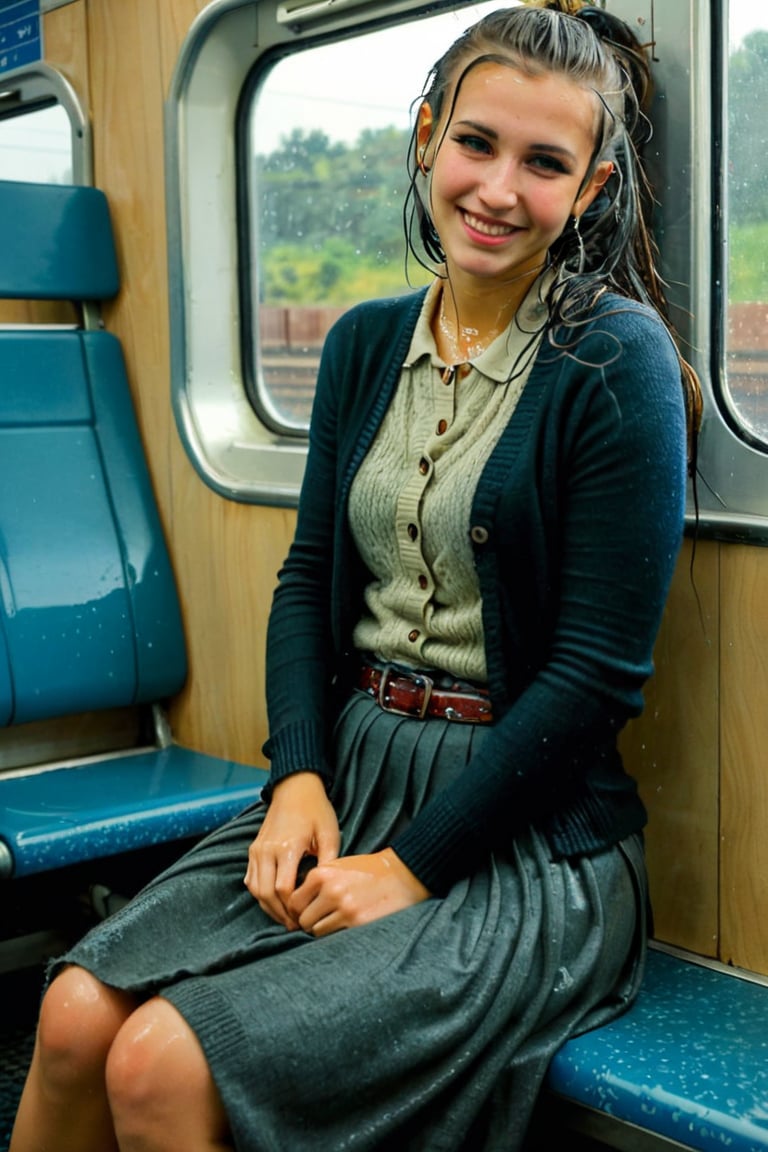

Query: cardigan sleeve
left=261, top=293, right=422, bottom=794
left=389, top=303, right=689, bottom=892
left=260, top=316, right=346, bottom=793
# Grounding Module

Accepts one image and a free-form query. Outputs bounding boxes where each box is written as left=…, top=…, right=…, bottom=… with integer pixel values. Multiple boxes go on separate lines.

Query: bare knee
left=36, top=966, right=138, bottom=1093
left=106, top=998, right=228, bottom=1145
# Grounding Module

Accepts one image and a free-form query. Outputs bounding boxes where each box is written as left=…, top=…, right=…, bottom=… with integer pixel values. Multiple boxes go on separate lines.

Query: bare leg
left=106, top=997, right=233, bottom=1151
left=9, top=966, right=139, bottom=1152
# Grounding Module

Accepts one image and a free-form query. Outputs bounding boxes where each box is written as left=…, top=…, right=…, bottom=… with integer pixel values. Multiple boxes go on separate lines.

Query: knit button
left=418, top=456, right=430, bottom=475
left=459, top=363, right=472, bottom=378
left=436, top=419, right=448, bottom=435
left=407, top=523, right=418, bottom=541
left=408, top=629, right=420, bottom=643
left=470, top=525, right=489, bottom=544
left=418, top=574, right=428, bottom=590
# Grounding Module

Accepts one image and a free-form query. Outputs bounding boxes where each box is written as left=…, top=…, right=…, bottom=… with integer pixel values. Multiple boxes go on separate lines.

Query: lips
left=461, top=210, right=520, bottom=238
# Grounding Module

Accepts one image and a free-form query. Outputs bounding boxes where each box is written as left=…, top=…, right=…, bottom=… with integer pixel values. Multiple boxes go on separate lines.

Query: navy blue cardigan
left=263, top=287, right=687, bottom=894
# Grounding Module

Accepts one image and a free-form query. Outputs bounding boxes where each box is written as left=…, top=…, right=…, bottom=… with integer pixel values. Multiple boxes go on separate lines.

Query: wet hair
left=403, top=2, right=702, bottom=457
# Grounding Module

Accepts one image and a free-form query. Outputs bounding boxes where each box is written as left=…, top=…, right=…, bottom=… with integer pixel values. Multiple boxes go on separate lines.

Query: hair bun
left=576, top=7, right=652, bottom=110
left=524, top=0, right=591, bottom=13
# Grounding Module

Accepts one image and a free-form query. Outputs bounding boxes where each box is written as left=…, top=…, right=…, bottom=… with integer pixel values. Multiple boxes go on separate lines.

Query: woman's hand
left=244, top=772, right=340, bottom=929
left=287, top=848, right=431, bottom=937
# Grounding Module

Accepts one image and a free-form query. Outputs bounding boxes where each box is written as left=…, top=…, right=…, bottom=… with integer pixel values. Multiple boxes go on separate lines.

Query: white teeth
left=464, top=212, right=516, bottom=237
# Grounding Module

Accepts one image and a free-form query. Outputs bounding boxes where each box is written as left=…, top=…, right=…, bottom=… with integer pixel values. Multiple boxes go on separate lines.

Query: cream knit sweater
left=349, top=278, right=547, bottom=682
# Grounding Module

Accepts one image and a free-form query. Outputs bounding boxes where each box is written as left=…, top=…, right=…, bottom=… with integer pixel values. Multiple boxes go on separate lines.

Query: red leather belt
left=358, top=663, right=493, bottom=724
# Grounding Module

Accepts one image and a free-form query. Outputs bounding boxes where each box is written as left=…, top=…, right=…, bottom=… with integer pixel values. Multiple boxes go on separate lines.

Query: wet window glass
left=0, top=103, right=72, bottom=183
left=725, top=2, right=768, bottom=443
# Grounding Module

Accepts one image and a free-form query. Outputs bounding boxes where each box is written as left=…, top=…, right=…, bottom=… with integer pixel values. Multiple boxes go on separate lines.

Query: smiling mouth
left=462, top=211, right=519, bottom=238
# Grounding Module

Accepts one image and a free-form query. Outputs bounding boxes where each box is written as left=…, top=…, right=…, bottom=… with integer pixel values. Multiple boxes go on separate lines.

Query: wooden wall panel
left=44, top=0, right=90, bottom=106
left=621, top=539, right=720, bottom=956
left=0, top=300, right=77, bottom=324
left=87, top=0, right=173, bottom=512
left=167, top=495, right=297, bottom=759
left=721, top=544, right=768, bottom=972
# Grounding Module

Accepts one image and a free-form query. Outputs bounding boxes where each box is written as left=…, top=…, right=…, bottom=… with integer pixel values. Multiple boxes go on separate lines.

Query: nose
left=478, top=159, right=520, bottom=211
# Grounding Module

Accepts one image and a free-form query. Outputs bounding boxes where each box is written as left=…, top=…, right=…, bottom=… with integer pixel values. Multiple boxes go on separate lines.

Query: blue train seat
left=0, top=180, right=267, bottom=880
left=548, top=945, right=768, bottom=1152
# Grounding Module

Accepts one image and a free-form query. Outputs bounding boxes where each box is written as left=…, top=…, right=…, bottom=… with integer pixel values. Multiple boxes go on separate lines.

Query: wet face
left=419, top=60, right=612, bottom=292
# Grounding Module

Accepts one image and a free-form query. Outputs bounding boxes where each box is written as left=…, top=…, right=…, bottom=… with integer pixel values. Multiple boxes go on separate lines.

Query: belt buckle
left=378, top=664, right=433, bottom=720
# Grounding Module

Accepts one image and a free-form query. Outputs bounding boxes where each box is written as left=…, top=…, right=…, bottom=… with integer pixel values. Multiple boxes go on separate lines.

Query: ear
left=573, top=159, right=614, bottom=216
left=417, top=102, right=434, bottom=163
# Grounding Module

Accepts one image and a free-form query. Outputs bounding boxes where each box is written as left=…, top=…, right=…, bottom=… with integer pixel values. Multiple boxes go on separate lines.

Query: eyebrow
left=453, top=119, right=578, bottom=163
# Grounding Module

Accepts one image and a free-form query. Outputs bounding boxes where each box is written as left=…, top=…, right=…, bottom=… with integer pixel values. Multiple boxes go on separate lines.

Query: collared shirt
left=349, top=276, right=550, bottom=682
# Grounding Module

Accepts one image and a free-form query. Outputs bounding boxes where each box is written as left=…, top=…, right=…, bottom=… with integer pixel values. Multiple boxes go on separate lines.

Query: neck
left=433, top=263, right=544, bottom=365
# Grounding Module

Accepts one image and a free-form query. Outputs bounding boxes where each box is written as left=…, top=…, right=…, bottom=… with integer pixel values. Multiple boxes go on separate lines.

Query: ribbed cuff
left=261, top=721, right=333, bottom=804
left=390, top=793, right=485, bottom=896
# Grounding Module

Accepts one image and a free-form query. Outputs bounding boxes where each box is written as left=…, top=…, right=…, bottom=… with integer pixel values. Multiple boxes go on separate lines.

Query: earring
left=571, top=214, right=585, bottom=274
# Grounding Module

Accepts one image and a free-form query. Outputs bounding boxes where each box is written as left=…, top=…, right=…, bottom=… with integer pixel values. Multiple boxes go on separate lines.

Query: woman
left=11, top=4, right=700, bottom=1151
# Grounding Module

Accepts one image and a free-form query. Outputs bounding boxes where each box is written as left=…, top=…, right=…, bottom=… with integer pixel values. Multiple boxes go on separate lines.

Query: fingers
left=242, top=772, right=341, bottom=930
left=286, top=851, right=431, bottom=937
left=287, top=871, right=340, bottom=937
left=315, top=822, right=341, bottom=866
left=288, top=866, right=361, bottom=938
left=245, top=837, right=302, bottom=929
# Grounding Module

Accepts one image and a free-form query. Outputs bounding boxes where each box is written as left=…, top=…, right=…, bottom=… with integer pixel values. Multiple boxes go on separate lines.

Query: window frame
left=712, top=1, right=768, bottom=457
left=0, top=60, right=89, bottom=184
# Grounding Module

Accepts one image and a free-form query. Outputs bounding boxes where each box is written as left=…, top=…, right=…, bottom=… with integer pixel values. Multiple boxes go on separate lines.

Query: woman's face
left=420, top=61, right=612, bottom=290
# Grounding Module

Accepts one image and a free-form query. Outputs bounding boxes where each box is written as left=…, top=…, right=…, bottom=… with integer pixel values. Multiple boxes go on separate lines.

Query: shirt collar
left=403, top=271, right=554, bottom=384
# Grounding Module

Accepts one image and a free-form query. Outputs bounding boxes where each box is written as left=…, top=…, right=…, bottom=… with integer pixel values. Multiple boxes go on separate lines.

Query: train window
left=723, top=2, right=768, bottom=446
left=0, top=102, right=71, bottom=183
left=0, top=65, right=89, bottom=185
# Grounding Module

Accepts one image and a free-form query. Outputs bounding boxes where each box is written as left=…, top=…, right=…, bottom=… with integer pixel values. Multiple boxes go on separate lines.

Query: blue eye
left=454, top=133, right=492, bottom=154
left=529, top=153, right=570, bottom=175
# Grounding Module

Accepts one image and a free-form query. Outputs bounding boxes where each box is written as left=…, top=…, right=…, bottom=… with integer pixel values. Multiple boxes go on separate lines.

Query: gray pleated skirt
left=59, top=691, right=647, bottom=1152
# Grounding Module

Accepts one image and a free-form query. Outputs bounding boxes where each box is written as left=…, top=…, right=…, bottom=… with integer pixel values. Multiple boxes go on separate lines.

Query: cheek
left=431, top=152, right=473, bottom=204
left=528, top=185, right=575, bottom=235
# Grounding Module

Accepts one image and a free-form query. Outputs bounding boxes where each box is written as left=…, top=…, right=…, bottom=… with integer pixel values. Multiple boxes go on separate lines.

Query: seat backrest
left=0, top=180, right=186, bottom=727
left=0, top=181, right=119, bottom=300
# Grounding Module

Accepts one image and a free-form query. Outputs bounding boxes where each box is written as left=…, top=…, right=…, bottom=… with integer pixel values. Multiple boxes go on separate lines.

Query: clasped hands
left=244, top=772, right=430, bottom=936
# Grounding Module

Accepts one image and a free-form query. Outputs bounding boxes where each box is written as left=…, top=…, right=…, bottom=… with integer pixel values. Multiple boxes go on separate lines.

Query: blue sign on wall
left=0, top=0, right=42, bottom=77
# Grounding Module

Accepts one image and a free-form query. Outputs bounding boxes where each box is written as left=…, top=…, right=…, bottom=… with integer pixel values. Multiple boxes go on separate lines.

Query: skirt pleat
left=58, top=691, right=646, bottom=1152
